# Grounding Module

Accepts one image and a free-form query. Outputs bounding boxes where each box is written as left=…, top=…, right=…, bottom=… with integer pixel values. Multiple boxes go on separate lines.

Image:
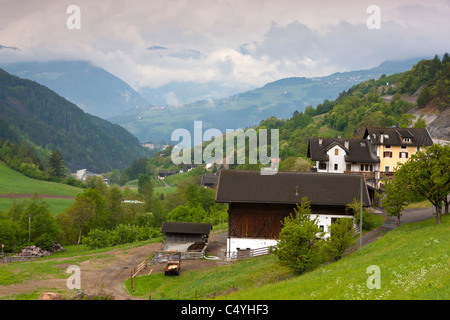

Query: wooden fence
left=154, top=250, right=205, bottom=261
left=1, top=255, right=39, bottom=263
left=233, top=246, right=273, bottom=260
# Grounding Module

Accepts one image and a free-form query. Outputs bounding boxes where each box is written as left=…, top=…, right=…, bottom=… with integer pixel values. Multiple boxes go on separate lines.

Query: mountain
left=0, top=68, right=148, bottom=173
left=111, top=57, right=425, bottom=143
left=0, top=60, right=149, bottom=119
left=255, top=54, right=450, bottom=161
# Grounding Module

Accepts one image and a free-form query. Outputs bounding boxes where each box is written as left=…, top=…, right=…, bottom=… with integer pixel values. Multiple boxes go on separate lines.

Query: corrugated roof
left=215, top=170, right=371, bottom=206
left=160, top=222, right=212, bottom=234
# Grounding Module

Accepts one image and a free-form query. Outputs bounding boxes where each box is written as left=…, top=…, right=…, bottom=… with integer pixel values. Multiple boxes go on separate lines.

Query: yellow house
left=363, top=127, right=433, bottom=176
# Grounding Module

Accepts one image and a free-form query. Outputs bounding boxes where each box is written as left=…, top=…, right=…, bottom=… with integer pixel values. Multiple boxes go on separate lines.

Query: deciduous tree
left=395, top=144, right=450, bottom=224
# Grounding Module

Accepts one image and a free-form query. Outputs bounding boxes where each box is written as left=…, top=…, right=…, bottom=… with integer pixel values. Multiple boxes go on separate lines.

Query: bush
left=82, top=225, right=161, bottom=249
left=324, top=218, right=355, bottom=261
left=82, top=229, right=118, bottom=249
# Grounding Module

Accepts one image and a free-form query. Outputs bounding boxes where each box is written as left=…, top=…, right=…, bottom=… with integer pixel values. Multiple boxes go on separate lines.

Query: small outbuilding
left=160, top=222, right=212, bottom=252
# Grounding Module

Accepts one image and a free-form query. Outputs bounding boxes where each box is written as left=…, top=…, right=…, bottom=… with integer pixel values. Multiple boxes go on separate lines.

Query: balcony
left=344, top=171, right=377, bottom=181
left=344, top=170, right=395, bottom=181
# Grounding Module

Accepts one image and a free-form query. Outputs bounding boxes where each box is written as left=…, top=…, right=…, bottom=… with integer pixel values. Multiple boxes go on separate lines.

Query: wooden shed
left=160, top=222, right=212, bottom=251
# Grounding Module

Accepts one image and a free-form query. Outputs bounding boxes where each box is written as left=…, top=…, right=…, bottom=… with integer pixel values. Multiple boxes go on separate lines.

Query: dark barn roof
left=308, top=138, right=379, bottom=163
left=215, top=170, right=371, bottom=207
left=201, top=173, right=219, bottom=185
left=363, top=127, right=433, bottom=147
left=160, top=222, right=212, bottom=235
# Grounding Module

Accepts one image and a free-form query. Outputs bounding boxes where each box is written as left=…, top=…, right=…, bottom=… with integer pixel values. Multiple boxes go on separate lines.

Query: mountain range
left=1, top=56, right=427, bottom=145
left=0, top=61, right=148, bottom=119
left=110, top=57, right=425, bottom=143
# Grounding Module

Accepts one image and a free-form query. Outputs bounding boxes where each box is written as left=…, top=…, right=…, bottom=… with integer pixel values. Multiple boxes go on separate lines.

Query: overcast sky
left=1, top=0, right=449, bottom=95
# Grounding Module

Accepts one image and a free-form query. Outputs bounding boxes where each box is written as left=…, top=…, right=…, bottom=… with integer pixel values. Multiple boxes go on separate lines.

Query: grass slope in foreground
left=222, top=215, right=449, bottom=300
left=124, top=215, right=449, bottom=300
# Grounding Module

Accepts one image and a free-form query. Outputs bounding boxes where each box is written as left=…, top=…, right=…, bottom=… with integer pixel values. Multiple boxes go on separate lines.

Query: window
left=401, top=145, right=407, bottom=149
left=346, top=164, right=351, bottom=171
left=334, top=164, right=338, bottom=171
left=335, top=148, right=339, bottom=156
left=383, top=151, right=393, bottom=158
left=385, top=145, right=391, bottom=149
left=403, top=138, right=411, bottom=143
left=400, top=152, right=408, bottom=159
left=417, top=146, right=421, bottom=152
left=385, top=166, right=390, bottom=172
left=360, top=164, right=364, bottom=171
left=319, top=162, right=327, bottom=170
left=319, top=225, right=324, bottom=232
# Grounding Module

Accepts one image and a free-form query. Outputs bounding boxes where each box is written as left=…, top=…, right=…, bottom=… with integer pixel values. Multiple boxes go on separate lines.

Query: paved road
left=373, top=206, right=435, bottom=226
left=348, top=206, right=436, bottom=252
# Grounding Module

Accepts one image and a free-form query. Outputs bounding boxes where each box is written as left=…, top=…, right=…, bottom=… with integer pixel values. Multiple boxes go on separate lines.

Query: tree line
left=0, top=167, right=227, bottom=253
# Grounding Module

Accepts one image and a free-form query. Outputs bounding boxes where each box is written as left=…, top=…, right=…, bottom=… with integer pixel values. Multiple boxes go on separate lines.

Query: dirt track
left=0, top=193, right=75, bottom=199
left=0, top=231, right=228, bottom=300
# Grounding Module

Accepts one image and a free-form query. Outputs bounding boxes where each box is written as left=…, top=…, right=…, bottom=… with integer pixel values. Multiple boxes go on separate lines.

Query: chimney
left=345, top=140, right=349, bottom=149
left=319, top=138, right=323, bottom=145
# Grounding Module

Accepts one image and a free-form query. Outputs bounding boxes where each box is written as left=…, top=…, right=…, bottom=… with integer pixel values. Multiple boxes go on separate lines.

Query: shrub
left=274, top=198, right=327, bottom=274
left=324, top=218, right=355, bottom=261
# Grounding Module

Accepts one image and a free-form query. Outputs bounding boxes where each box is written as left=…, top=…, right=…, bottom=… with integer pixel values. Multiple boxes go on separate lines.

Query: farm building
left=160, top=221, right=212, bottom=251
left=215, top=170, right=371, bottom=257
left=201, top=172, right=219, bottom=188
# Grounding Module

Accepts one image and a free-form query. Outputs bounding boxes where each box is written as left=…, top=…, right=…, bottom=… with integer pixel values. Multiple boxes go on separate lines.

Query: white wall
left=226, top=214, right=354, bottom=257
left=327, top=146, right=346, bottom=173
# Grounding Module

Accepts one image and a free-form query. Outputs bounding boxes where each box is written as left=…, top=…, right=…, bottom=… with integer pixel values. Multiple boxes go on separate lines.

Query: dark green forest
left=0, top=68, right=147, bottom=174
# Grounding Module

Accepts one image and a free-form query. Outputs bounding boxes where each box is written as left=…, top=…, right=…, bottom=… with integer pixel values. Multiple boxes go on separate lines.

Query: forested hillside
left=0, top=68, right=147, bottom=173
left=255, top=54, right=450, bottom=162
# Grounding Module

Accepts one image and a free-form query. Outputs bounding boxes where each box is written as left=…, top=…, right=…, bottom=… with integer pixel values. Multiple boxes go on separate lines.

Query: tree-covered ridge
left=0, top=68, right=147, bottom=173
left=255, top=54, right=449, bottom=161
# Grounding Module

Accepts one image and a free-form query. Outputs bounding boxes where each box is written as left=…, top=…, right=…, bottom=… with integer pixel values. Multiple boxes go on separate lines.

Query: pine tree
left=48, top=150, right=66, bottom=179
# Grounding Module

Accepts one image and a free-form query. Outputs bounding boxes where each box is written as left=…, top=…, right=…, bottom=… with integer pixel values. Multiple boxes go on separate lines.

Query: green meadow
left=124, top=215, right=449, bottom=300
left=0, top=161, right=83, bottom=215
left=0, top=161, right=82, bottom=197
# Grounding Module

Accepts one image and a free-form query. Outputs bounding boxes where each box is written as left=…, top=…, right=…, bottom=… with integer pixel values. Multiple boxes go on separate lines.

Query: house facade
left=307, top=127, right=433, bottom=189
left=307, top=137, right=380, bottom=188
left=363, top=127, right=433, bottom=175
left=215, top=170, right=371, bottom=257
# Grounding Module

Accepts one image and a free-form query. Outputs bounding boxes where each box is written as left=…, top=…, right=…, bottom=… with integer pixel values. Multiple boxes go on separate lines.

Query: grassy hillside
left=123, top=215, right=449, bottom=300
left=222, top=215, right=449, bottom=300
left=0, top=161, right=83, bottom=214
left=0, top=161, right=82, bottom=196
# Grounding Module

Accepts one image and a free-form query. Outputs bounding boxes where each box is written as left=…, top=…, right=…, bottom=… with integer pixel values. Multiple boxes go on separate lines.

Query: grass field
left=124, top=215, right=449, bottom=300
left=221, top=214, right=449, bottom=300
left=0, top=161, right=83, bottom=197
left=0, top=198, right=75, bottom=215
left=0, top=161, right=83, bottom=215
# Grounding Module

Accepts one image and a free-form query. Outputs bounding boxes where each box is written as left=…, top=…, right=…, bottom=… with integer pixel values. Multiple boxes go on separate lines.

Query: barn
left=215, top=170, right=371, bottom=257
left=160, top=221, right=212, bottom=251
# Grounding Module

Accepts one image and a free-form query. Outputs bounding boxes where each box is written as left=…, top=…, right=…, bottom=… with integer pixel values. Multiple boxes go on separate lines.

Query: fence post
left=130, top=271, right=134, bottom=292
left=149, top=289, right=151, bottom=300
